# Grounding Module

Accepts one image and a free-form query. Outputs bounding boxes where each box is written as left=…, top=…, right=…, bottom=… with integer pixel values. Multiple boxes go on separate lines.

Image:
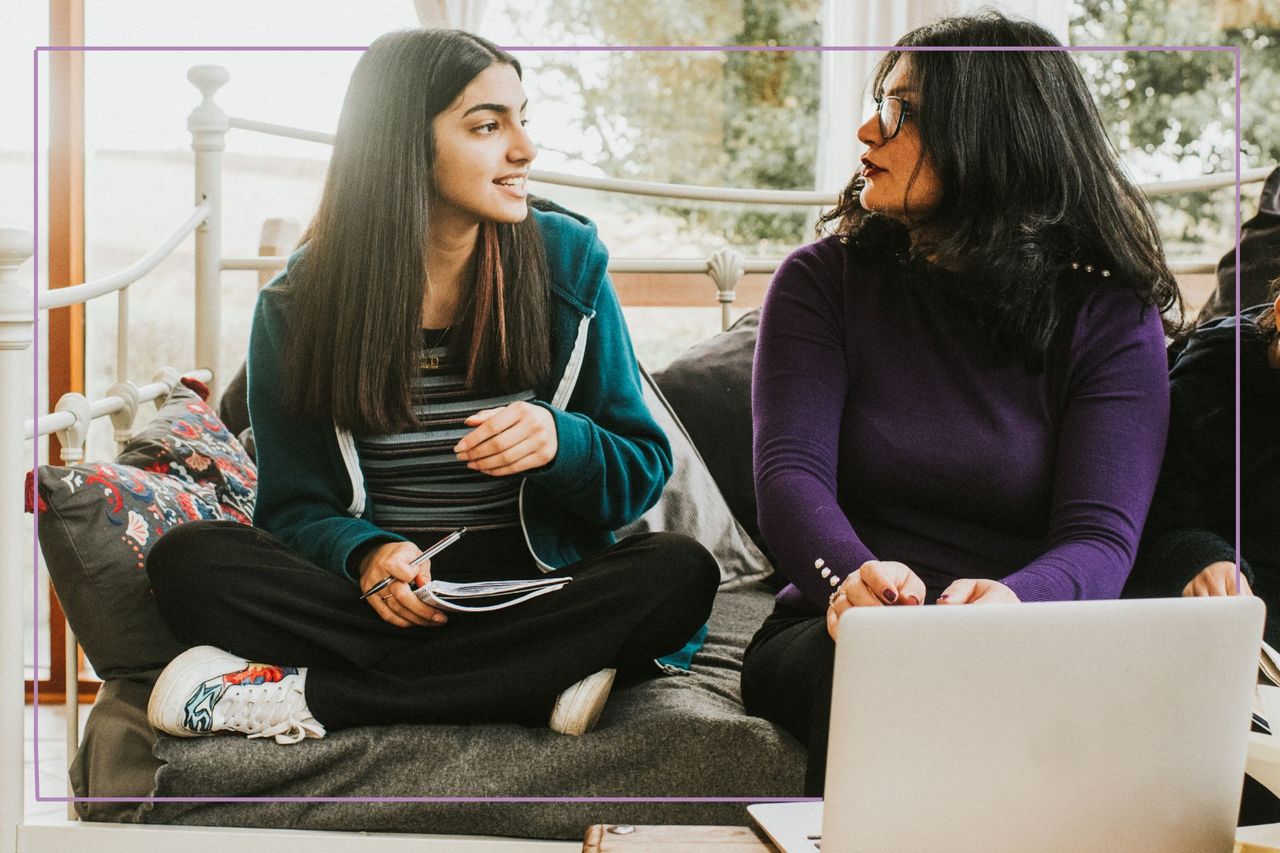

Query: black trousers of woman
left=147, top=521, right=719, bottom=730
left=740, top=601, right=835, bottom=797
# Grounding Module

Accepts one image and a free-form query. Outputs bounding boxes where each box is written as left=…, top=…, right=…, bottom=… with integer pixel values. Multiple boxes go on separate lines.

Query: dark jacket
left=247, top=208, right=673, bottom=581
left=1126, top=305, right=1280, bottom=645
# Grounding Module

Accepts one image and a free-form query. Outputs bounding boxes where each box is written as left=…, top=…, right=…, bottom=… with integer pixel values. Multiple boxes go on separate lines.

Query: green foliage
left=1069, top=0, right=1280, bottom=252
left=500, top=1, right=1276, bottom=256
left=500, top=0, right=822, bottom=252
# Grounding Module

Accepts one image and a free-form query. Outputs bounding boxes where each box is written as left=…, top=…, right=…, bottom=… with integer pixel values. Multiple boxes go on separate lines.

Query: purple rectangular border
left=29, top=40, right=1245, bottom=806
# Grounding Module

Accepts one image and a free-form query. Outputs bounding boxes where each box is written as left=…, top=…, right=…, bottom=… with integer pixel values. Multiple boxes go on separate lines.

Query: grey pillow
left=218, top=361, right=250, bottom=439
left=652, top=310, right=771, bottom=566
left=116, top=381, right=257, bottom=524
left=618, top=367, right=771, bottom=590
left=31, top=461, right=217, bottom=683
left=69, top=679, right=164, bottom=821
left=30, top=381, right=255, bottom=683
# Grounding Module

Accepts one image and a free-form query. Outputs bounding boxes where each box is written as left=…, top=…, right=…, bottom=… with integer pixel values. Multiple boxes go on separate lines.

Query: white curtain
left=816, top=0, right=1071, bottom=193
left=412, top=0, right=491, bottom=32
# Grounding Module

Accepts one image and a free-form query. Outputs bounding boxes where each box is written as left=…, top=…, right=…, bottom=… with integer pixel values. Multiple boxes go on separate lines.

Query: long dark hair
left=818, top=12, right=1183, bottom=369
left=279, top=29, right=551, bottom=434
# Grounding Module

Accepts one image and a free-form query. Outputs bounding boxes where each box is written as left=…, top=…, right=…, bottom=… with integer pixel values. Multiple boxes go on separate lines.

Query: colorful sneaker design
left=148, top=646, right=325, bottom=745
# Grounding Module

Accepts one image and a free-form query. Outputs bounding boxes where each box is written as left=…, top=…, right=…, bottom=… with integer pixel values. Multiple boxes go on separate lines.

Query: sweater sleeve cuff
left=1000, top=572, right=1059, bottom=604
left=1130, top=530, right=1238, bottom=597
left=525, top=404, right=594, bottom=491
left=335, top=531, right=407, bottom=583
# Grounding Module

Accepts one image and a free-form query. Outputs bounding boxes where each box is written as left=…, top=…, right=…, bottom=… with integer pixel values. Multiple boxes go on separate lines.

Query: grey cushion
left=30, top=381, right=255, bottom=684
left=116, top=380, right=257, bottom=525
left=77, top=583, right=803, bottom=837
left=652, top=311, right=772, bottom=567
left=218, top=362, right=250, bottom=439
left=619, top=367, right=771, bottom=590
left=70, top=679, right=165, bottom=822
left=32, top=460, right=210, bottom=683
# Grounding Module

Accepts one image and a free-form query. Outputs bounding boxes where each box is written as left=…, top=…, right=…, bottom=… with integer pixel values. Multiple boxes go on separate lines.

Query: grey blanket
left=76, top=583, right=805, bottom=839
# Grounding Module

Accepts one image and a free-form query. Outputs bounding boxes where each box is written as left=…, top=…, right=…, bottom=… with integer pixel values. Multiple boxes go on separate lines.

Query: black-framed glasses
left=873, top=95, right=914, bottom=141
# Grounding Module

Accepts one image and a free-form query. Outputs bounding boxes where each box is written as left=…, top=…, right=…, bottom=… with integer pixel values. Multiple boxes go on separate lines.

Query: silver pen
left=409, top=526, right=467, bottom=567
left=358, top=527, right=467, bottom=601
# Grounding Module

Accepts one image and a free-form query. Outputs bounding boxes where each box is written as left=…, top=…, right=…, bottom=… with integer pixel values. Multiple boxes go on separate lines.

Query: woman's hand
left=1183, top=561, right=1252, bottom=597
left=358, top=541, right=447, bottom=628
left=826, top=560, right=925, bottom=641
left=454, top=401, right=558, bottom=477
left=937, top=578, right=1020, bottom=605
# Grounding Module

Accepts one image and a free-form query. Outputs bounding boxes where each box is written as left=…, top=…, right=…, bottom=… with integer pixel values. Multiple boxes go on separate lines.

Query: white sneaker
left=148, top=645, right=326, bottom=745
left=549, top=668, right=616, bottom=736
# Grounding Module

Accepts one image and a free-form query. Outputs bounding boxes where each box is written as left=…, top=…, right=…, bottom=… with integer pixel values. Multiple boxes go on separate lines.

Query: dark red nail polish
left=882, top=587, right=897, bottom=603
left=937, top=594, right=949, bottom=601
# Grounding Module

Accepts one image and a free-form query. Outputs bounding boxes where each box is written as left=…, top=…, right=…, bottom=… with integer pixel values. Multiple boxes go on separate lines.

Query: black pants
left=147, top=521, right=719, bottom=730
left=740, top=601, right=833, bottom=797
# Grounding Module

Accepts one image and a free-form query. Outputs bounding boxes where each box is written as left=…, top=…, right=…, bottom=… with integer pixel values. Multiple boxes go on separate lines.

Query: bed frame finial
left=52, top=394, right=91, bottom=464
left=708, top=248, right=745, bottom=331
left=106, top=381, right=142, bottom=449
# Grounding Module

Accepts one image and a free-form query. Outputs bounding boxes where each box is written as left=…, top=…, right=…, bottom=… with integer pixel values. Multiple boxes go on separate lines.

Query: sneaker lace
left=218, top=676, right=327, bottom=745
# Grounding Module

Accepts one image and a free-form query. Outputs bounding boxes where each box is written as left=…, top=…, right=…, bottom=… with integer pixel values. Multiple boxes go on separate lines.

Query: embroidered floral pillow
left=115, top=379, right=257, bottom=523
left=28, top=460, right=228, bottom=683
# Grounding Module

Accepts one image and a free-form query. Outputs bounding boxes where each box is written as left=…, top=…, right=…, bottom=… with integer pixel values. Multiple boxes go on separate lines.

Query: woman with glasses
left=741, top=12, right=1179, bottom=794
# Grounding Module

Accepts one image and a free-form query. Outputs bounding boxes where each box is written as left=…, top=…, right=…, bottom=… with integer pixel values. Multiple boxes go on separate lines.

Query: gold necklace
left=421, top=325, right=452, bottom=370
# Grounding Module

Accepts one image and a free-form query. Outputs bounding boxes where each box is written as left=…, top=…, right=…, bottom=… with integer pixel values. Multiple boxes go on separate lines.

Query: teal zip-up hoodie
left=247, top=208, right=673, bottom=580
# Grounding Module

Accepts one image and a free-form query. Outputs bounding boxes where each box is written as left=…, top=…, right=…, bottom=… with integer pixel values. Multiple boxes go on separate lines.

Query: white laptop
left=749, top=596, right=1263, bottom=853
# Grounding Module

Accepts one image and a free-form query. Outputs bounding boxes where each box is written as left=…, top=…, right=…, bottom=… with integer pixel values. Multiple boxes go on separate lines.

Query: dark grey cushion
left=77, top=583, right=803, bottom=838
left=218, top=362, right=250, bottom=439
left=30, top=382, right=255, bottom=684
left=652, top=310, right=772, bottom=567
left=33, top=459, right=202, bottom=684
left=620, top=367, right=770, bottom=590
left=70, top=679, right=165, bottom=822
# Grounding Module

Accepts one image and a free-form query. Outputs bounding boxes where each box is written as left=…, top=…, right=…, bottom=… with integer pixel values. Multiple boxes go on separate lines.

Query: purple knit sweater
left=753, top=237, right=1170, bottom=612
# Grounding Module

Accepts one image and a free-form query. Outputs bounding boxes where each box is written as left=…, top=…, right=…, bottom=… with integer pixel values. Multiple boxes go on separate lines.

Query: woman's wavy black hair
left=278, top=29, right=550, bottom=435
left=818, top=11, right=1183, bottom=369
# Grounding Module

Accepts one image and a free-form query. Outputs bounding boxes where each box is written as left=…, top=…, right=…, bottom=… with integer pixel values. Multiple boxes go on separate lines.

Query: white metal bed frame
left=0, top=63, right=1271, bottom=852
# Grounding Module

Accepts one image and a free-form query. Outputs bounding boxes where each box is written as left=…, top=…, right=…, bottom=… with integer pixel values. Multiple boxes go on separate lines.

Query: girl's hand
left=454, top=401, right=558, bottom=476
left=358, top=541, right=447, bottom=628
left=1182, top=561, right=1252, bottom=597
left=826, top=560, right=924, bottom=641
left=937, top=578, right=1020, bottom=605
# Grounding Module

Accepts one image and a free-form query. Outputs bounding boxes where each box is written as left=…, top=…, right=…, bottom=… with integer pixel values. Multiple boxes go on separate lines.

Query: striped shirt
left=357, top=330, right=536, bottom=538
